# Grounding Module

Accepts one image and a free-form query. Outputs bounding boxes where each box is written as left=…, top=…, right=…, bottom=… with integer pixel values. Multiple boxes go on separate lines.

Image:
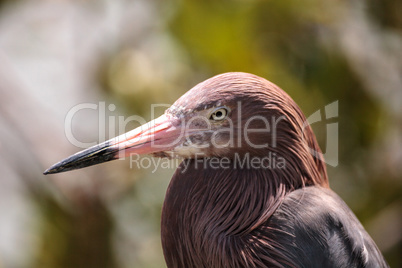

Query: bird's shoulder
left=263, top=186, right=389, bottom=268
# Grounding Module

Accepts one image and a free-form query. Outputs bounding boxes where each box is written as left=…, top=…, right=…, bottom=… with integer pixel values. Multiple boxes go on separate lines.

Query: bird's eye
left=210, top=107, right=228, bottom=121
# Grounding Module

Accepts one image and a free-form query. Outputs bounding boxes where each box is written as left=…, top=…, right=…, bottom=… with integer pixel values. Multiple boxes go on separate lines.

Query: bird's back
left=264, top=186, right=388, bottom=268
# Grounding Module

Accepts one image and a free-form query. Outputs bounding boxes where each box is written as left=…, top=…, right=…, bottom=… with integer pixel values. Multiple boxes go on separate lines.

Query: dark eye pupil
left=216, top=111, right=222, bottom=117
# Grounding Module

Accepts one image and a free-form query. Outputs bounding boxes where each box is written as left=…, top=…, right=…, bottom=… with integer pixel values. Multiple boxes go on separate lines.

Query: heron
left=45, top=72, right=388, bottom=267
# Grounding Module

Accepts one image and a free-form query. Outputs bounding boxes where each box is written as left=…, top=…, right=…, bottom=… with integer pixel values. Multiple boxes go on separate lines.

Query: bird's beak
left=44, top=114, right=184, bottom=174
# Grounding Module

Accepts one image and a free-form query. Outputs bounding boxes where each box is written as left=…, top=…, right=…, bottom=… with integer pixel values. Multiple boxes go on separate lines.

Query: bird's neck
left=161, top=157, right=302, bottom=267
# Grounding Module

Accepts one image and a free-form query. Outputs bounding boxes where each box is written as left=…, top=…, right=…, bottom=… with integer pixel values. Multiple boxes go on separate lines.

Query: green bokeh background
left=0, top=0, right=400, bottom=267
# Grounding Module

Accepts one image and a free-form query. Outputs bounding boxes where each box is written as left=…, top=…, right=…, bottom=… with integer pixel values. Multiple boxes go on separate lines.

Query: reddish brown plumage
left=161, top=73, right=386, bottom=267
left=162, top=73, right=327, bottom=267
left=167, top=73, right=327, bottom=186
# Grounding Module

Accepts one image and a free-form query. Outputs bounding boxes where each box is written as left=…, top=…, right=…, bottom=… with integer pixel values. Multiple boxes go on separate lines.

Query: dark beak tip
left=43, top=164, right=60, bottom=175
left=43, top=159, right=71, bottom=175
left=42, top=141, right=118, bottom=176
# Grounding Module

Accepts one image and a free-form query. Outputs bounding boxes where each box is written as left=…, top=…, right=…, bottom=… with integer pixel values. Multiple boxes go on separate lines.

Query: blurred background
left=0, top=0, right=401, bottom=267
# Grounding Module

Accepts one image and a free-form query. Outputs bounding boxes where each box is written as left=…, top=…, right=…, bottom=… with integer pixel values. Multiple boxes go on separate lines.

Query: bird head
left=44, top=72, right=327, bottom=186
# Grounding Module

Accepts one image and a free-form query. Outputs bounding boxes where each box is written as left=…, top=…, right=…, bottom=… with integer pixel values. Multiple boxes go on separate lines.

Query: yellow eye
left=210, top=107, right=228, bottom=121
